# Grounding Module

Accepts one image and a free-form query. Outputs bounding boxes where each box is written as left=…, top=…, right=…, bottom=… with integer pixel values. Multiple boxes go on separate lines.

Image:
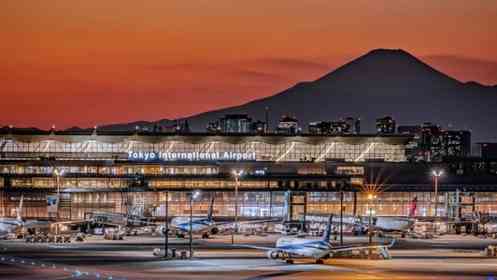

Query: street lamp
left=432, top=170, right=443, bottom=218
left=53, top=168, right=64, bottom=195
left=367, top=193, right=377, bottom=245
left=52, top=168, right=64, bottom=234
left=339, top=189, right=344, bottom=246
left=189, top=189, right=201, bottom=259
left=231, top=169, right=244, bottom=244
left=53, top=169, right=64, bottom=218
left=164, top=191, right=169, bottom=259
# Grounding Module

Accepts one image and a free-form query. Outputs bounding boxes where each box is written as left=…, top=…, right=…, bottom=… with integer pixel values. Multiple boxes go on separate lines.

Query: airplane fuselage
left=0, top=218, right=23, bottom=239
left=170, top=217, right=216, bottom=234
left=374, top=216, right=414, bottom=232
left=272, top=237, right=332, bottom=260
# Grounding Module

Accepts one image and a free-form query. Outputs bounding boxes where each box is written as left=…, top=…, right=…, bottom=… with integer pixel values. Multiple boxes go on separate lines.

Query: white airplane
left=373, top=216, right=414, bottom=233
left=0, top=195, right=25, bottom=239
left=371, top=196, right=418, bottom=234
left=164, top=196, right=279, bottom=239
left=168, top=196, right=219, bottom=239
left=242, top=215, right=395, bottom=264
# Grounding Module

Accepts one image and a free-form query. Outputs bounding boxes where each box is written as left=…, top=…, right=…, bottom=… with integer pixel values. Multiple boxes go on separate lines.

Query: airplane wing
left=236, top=244, right=277, bottom=251
left=237, top=218, right=282, bottom=225
left=49, top=219, right=93, bottom=227
left=23, top=220, right=51, bottom=228
left=212, top=218, right=283, bottom=230
left=330, top=238, right=396, bottom=253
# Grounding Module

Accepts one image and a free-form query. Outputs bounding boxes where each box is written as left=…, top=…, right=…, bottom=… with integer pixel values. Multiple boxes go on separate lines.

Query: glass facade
left=2, top=190, right=497, bottom=220
left=0, top=136, right=407, bottom=162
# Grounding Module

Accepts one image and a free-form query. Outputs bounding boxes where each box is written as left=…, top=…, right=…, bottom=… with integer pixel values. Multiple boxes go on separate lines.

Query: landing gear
left=202, top=233, right=209, bottom=239
left=315, top=259, right=324, bottom=264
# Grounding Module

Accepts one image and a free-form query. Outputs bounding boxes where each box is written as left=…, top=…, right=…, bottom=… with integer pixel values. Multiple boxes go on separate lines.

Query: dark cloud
left=253, top=58, right=330, bottom=71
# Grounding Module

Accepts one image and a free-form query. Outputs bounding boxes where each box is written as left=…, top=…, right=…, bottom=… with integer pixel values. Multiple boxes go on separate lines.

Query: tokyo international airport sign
left=128, top=151, right=256, bottom=162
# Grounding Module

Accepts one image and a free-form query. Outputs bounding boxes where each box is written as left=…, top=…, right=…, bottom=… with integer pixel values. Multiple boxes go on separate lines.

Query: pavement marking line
left=241, top=271, right=303, bottom=280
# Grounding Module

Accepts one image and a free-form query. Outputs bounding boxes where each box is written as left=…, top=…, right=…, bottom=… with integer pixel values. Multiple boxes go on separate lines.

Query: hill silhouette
left=95, top=49, right=497, bottom=143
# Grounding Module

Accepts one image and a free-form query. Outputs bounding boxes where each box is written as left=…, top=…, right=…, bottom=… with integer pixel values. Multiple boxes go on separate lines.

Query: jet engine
left=267, top=250, right=282, bottom=260
left=210, top=227, right=219, bottom=235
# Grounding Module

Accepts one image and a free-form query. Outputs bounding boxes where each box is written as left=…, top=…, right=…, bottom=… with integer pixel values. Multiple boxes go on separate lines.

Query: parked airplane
left=0, top=195, right=49, bottom=239
left=165, top=196, right=279, bottom=239
left=372, top=196, right=418, bottom=234
left=241, top=215, right=395, bottom=264
left=0, top=195, right=25, bottom=239
left=168, top=196, right=219, bottom=238
left=477, top=213, right=497, bottom=238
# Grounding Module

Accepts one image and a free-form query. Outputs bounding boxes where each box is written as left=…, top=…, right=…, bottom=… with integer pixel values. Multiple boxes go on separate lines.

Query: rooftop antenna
left=265, top=106, right=270, bottom=134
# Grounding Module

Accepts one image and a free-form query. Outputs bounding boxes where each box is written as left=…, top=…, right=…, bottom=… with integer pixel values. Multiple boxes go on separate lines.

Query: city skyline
left=2, top=0, right=497, bottom=129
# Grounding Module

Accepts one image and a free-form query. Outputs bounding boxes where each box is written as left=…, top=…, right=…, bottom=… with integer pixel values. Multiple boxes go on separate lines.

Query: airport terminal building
left=1, top=129, right=497, bottom=221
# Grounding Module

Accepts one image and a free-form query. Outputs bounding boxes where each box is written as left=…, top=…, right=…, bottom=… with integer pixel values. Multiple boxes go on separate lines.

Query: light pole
left=367, top=193, right=376, bottom=245
left=53, top=169, right=64, bottom=218
left=189, top=190, right=201, bottom=259
left=52, top=168, right=64, bottom=234
left=432, top=170, right=443, bottom=218
left=231, top=169, right=244, bottom=244
left=339, top=190, right=344, bottom=246
left=164, top=191, right=169, bottom=258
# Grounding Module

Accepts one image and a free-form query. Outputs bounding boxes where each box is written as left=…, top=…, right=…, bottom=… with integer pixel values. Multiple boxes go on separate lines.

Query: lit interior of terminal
left=1, top=131, right=497, bottom=221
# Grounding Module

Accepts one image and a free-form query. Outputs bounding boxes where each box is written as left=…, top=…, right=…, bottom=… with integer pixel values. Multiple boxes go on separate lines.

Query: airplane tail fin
left=207, top=195, right=215, bottom=221
left=408, top=196, right=417, bottom=218
left=16, top=194, right=24, bottom=221
left=283, top=191, right=290, bottom=222
left=322, top=214, right=333, bottom=243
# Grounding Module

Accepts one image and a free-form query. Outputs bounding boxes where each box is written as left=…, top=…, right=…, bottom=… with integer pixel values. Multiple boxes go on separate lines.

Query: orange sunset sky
left=2, top=0, right=497, bottom=129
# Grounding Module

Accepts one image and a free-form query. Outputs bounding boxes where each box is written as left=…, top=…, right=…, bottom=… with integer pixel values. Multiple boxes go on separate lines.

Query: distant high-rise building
left=397, top=125, right=422, bottom=135
left=264, top=107, right=270, bottom=133
left=308, top=117, right=361, bottom=135
left=308, top=121, right=332, bottom=135
left=345, top=117, right=361, bottom=134
left=330, top=119, right=350, bottom=134
left=277, top=115, right=300, bottom=135
left=175, top=120, right=191, bottom=134
left=206, top=121, right=221, bottom=133
left=376, top=116, right=396, bottom=134
left=398, top=125, right=423, bottom=161
left=354, top=118, right=361, bottom=134
left=219, top=114, right=252, bottom=133
left=443, top=130, right=471, bottom=158
left=421, top=123, right=444, bottom=161
left=250, top=120, right=267, bottom=134
left=399, top=122, right=471, bottom=162
left=478, top=143, right=497, bottom=159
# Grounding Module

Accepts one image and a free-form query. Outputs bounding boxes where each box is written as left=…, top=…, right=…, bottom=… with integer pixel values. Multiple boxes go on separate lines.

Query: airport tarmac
left=1, top=234, right=497, bottom=279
